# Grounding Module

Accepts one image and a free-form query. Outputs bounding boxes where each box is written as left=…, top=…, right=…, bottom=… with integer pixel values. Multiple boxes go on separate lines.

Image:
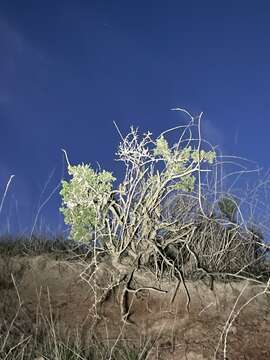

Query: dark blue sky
left=1, top=0, right=270, bottom=236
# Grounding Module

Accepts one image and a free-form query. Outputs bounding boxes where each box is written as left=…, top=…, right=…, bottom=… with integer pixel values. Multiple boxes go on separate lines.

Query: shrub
left=59, top=109, right=268, bottom=281
left=60, top=112, right=215, bottom=266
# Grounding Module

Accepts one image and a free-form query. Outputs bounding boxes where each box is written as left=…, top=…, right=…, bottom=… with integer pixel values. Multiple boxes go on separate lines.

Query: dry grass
left=0, top=283, right=154, bottom=360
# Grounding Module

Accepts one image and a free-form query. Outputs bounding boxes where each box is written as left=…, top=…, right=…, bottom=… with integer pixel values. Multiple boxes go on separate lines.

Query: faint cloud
left=201, top=115, right=225, bottom=152
left=234, top=127, right=239, bottom=146
left=0, top=17, right=50, bottom=106
left=170, top=107, right=225, bottom=151
left=0, top=94, right=9, bottom=104
left=0, top=18, right=24, bottom=104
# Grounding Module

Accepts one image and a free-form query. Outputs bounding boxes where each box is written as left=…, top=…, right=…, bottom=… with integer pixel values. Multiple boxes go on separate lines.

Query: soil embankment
left=0, top=254, right=270, bottom=359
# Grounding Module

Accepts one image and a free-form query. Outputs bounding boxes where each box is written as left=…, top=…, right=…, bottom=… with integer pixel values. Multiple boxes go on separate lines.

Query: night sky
left=1, top=1, right=270, bottom=237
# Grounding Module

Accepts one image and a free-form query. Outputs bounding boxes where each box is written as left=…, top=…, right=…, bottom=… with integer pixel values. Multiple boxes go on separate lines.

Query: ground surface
left=0, top=254, right=270, bottom=359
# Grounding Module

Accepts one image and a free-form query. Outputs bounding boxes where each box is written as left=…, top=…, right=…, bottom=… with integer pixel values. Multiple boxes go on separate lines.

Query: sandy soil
left=0, top=254, right=270, bottom=359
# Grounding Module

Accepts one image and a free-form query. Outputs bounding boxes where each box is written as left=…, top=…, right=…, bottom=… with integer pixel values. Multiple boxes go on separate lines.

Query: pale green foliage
left=154, top=136, right=215, bottom=192
left=154, top=135, right=171, bottom=159
left=60, top=164, right=116, bottom=242
left=218, top=195, right=238, bottom=223
left=191, top=149, right=216, bottom=164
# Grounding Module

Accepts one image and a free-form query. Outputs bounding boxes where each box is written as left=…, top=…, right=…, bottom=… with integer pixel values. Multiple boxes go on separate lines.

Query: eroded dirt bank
left=0, top=254, right=270, bottom=359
